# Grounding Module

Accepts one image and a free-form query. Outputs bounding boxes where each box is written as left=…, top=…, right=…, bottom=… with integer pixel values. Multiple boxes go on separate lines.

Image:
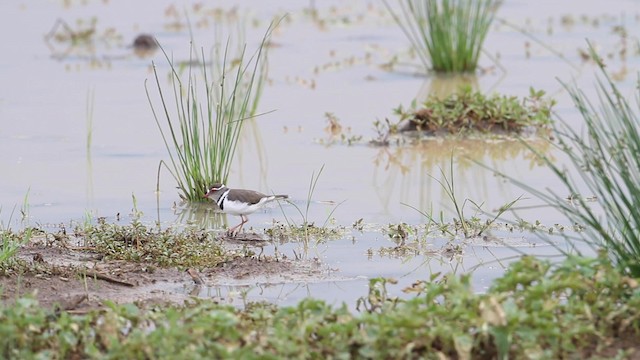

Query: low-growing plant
left=404, top=156, right=521, bottom=239
left=0, top=254, right=638, bottom=358
left=393, top=86, right=554, bottom=136
left=0, top=229, right=32, bottom=269
left=146, top=21, right=277, bottom=201
left=382, top=0, right=498, bottom=73
left=503, top=46, right=640, bottom=277
left=82, top=220, right=230, bottom=267
left=271, top=165, right=345, bottom=246
left=0, top=192, right=33, bottom=268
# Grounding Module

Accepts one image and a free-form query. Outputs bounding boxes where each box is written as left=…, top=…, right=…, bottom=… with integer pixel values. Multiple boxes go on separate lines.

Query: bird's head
left=204, top=183, right=225, bottom=199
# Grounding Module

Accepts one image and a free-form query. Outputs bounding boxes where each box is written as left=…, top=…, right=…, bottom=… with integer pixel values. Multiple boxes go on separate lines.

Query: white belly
left=222, top=197, right=275, bottom=215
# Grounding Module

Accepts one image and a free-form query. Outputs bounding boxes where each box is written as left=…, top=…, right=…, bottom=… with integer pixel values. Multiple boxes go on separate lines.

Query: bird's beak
left=203, top=189, right=211, bottom=198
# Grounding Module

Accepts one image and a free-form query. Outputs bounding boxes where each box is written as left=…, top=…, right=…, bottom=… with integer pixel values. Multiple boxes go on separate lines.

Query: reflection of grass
left=85, top=88, right=95, bottom=201
left=2, top=254, right=638, bottom=358
left=372, top=137, right=551, bottom=213
left=382, top=0, right=497, bottom=73
left=45, top=18, right=99, bottom=45
left=172, top=202, right=228, bottom=230
left=146, top=22, right=276, bottom=202
left=44, top=18, right=123, bottom=60
left=511, top=48, right=640, bottom=277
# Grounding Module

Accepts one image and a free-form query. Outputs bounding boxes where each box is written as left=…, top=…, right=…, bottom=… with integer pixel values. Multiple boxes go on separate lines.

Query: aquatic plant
left=392, top=86, right=554, bottom=136
left=271, top=165, right=345, bottom=246
left=382, top=0, right=498, bottom=73
left=146, top=22, right=276, bottom=202
left=508, top=47, right=640, bottom=277
left=404, top=157, right=521, bottom=239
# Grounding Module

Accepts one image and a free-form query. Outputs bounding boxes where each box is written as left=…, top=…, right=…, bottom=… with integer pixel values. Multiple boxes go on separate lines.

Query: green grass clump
left=0, top=229, right=33, bottom=270
left=1, top=194, right=33, bottom=268
left=82, top=221, right=229, bottom=267
left=404, top=157, right=522, bottom=239
left=509, top=49, right=640, bottom=277
left=1, top=254, right=638, bottom=358
left=272, top=165, right=345, bottom=246
left=394, top=86, right=554, bottom=135
left=383, top=0, right=497, bottom=73
left=146, top=22, right=276, bottom=202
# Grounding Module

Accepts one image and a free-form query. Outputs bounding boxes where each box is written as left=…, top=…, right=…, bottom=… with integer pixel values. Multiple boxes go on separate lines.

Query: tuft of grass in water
left=382, top=0, right=498, bottom=73
left=404, top=156, right=521, bottom=239
left=392, top=86, right=554, bottom=136
left=270, top=165, right=345, bottom=245
left=505, top=46, right=640, bottom=277
left=0, top=254, right=638, bottom=358
left=146, top=21, right=277, bottom=202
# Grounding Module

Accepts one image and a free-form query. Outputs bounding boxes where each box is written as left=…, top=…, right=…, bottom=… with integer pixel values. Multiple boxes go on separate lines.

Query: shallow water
left=1, top=0, right=638, bottom=306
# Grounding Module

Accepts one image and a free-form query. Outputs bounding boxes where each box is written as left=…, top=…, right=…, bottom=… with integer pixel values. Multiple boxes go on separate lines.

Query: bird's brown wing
left=228, top=189, right=268, bottom=205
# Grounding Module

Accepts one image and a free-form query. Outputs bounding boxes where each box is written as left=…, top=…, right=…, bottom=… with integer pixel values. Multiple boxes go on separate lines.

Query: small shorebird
left=204, top=183, right=288, bottom=236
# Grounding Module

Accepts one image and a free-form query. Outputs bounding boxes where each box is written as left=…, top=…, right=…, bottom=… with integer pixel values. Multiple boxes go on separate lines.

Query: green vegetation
left=382, top=0, right=497, bottom=73
left=146, top=22, right=275, bottom=201
left=1, top=254, right=638, bottom=358
left=1, top=194, right=33, bottom=268
left=280, top=165, right=335, bottom=229
left=392, top=86, right=554, bottom=136
left=81, top=220, right=230, bottom=268
left=506, top=50, right=640, bottom=277
left=270, top=165, right=345, bottom=245
left=404, top=157, right=521, bottom=239
left=0, top=229, right=32, bottom=270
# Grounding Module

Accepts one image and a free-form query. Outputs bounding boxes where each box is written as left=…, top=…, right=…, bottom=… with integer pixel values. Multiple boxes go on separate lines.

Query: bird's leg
left=237, top=215, right=248, bottom=234
left=227, top=215, right=249, bottom=237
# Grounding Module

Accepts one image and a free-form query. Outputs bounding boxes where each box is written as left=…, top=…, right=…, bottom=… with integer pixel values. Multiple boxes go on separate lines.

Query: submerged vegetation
left=392, top=86, right=554, bottom=136
left=1, top=254, right=638, bottom=358
left=383, top=0, right=498, bottom=73
left=146, top=22, right=276, bottom=202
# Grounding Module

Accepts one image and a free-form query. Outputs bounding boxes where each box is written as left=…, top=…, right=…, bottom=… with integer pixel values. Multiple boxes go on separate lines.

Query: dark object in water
left=132, top=34, right=157, bottom=51
left=398, top=109, right=432, bottom=133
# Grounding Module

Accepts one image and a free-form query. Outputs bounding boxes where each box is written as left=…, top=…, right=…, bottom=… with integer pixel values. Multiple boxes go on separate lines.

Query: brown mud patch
left=0, top=243, right=332, bottom=312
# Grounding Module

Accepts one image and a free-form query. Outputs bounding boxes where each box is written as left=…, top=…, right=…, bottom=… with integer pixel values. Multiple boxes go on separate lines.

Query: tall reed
left=510, top=49, right=640, bottom=276
left=146, top=22, right=275, bottom=201
left=383, top=0, right=497, bottom=73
